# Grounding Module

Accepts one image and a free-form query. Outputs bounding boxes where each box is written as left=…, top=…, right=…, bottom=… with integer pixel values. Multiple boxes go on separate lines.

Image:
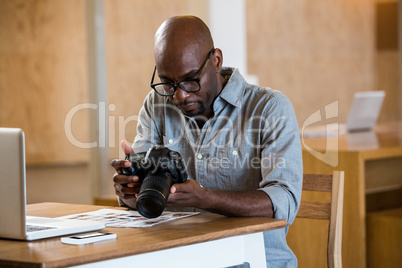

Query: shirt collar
left=218, top=67, right=247, bottom=109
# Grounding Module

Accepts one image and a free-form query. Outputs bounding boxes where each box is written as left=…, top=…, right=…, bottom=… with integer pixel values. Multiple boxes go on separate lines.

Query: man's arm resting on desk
left=167, top=179, right=274, bottom=218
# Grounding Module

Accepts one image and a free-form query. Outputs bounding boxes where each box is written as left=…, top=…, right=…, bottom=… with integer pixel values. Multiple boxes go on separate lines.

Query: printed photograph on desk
left=55, top=209, right=199, bottom=228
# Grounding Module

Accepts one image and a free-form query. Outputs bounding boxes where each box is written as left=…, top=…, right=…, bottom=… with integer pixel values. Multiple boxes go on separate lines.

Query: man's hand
left=166, top=179, right=206, bottom=208
left=111, top=140, right=140, bottom=208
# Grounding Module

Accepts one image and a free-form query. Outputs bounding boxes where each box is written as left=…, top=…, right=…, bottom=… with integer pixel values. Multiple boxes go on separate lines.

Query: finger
left=166, top=192, right=188, bottom=206
left=115, top=184, right=140, bottom=198
left=113, top=174, right=140, bottom=184
left=127, top=182, right=141, bottom=188
left=168, top=192, right=186, bottom=201
left=171, top=179, right=197, bottom=193
left=111, top=159, right=131, bottom=170
left=170, top=183, right=190, bottom=194
left=115, top=189, right=137, bottom=200
left=111, top=160, right=131, bottom=176
left=170, top=185, right=177, bottom=194
left=120, top=185, right=140, bottom=195
left=121, top=140, right=134, bottom=155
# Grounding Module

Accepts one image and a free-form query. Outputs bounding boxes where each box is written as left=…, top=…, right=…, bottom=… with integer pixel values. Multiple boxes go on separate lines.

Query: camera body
left=122, top=146, right=188, bottom=218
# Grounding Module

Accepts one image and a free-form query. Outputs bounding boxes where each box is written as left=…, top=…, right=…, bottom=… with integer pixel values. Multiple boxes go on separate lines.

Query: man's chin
left=178, top=103, right=205, bottom=117
left=181, top=109, right=201, bottom=117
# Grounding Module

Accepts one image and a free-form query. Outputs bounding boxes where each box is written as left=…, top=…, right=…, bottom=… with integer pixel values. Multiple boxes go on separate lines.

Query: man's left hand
left=166, top=179, right=206, bottom=208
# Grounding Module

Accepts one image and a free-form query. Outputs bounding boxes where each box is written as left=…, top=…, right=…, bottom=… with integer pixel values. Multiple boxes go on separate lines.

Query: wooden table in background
left=290, top=122, right=402, bottom=268
left=0, top=202, right=287, bottom=268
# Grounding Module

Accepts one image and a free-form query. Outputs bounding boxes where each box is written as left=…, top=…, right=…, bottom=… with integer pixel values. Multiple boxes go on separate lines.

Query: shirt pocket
left=207, top=147, right=257, bottom=191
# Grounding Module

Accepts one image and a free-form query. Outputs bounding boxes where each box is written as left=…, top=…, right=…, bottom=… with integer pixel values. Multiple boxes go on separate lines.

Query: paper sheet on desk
left=56, top=209, right=199, bottom=228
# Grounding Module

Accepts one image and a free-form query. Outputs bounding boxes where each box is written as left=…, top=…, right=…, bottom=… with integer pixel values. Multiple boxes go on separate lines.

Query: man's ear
left=211, top=48, right=223, bottom=72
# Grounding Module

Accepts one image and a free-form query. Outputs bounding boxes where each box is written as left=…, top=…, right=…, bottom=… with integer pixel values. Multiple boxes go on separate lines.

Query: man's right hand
left=111, top=140, right=140, bottom=208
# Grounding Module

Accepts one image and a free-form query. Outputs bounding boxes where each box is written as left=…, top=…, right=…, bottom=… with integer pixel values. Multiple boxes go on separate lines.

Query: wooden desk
left=0, top=203, right=287, bottom=268
left=289, top=122, right=402, bottom=268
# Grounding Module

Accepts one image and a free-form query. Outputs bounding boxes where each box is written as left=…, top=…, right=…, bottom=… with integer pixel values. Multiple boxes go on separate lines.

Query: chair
left=296, top=171, right=345, bottom=268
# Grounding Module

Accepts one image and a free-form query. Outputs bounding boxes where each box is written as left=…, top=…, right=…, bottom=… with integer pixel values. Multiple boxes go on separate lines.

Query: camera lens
left=136, top=173, right=172, bottom=218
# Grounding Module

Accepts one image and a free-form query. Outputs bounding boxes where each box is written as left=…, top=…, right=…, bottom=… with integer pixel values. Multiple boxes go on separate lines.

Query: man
left=112, top=15, right=302, bottom=267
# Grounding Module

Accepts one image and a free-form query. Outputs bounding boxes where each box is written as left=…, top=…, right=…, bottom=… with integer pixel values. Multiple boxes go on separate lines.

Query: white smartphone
left=61, top=232, right=116, bottom=245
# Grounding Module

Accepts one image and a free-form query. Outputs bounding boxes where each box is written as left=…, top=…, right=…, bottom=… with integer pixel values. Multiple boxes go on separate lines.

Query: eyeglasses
left=150, top=49, right=215, bottom=96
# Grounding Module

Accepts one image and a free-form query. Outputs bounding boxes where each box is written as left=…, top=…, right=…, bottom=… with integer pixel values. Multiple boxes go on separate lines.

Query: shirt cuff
left=259, top=186, right=291, bottom=223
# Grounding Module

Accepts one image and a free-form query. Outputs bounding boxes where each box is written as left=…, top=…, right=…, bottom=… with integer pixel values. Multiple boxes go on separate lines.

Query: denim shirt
left=129, top=67, right=303, bottom=267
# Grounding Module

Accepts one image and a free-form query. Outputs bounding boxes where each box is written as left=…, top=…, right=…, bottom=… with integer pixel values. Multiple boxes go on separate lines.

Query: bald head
left=154, top=16, right=214, bottom=67
left=151, top=16, right=225, bottom=120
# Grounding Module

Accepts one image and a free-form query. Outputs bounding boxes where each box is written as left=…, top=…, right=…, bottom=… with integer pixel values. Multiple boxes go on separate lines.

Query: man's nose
left=173, top=86, right=190, bottom=103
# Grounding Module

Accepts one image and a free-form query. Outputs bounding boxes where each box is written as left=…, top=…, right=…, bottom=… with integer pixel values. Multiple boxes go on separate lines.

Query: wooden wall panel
left=375, top=0, right=399, bottom=122
left=376, top=50, right=399, bottom=122
left=105, top=0, right=207, bottom=159
left=0, top=0, right=89, bottom=164
left=246, top=0, right=375, bottom=127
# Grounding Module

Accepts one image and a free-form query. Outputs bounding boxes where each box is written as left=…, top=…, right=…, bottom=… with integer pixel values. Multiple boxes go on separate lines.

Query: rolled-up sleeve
left=258, top=93, right=303, bottom=224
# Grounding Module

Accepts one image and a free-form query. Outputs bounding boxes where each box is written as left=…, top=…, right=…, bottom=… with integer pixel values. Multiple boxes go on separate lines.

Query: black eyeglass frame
left=150, top=48, right=215, bottom=97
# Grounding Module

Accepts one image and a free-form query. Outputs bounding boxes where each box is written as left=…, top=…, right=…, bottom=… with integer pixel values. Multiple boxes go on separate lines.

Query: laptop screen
left=346, top=91, right=385, bottom=132
left=0, top=128, right=27, bottom=239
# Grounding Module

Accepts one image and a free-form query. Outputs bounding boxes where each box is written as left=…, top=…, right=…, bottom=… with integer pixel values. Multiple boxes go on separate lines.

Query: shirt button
left=197, top=153, right=203, bottom=159
left=168, top=139, right=173, bottom=144
left=232, top=150, right=238, bottom=156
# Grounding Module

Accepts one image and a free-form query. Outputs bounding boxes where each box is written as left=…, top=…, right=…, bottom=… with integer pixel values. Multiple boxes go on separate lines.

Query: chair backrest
left=297, top=171, right=345, bottom=268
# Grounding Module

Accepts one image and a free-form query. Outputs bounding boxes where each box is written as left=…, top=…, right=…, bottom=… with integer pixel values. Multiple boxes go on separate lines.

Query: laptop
left=302, top=91, right=385, bottom=137
left=345, top=91, right=385, bottom=132
left=0, top=128, right=105, bottom=241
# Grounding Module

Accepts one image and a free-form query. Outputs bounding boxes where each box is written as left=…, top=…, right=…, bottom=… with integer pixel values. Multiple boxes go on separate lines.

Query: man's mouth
left=178, top=102, right=197, bottom=112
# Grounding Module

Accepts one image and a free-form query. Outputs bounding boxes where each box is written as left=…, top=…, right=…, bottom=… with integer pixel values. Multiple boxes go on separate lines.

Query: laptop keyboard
left=26, top=225, right=57, bottom=232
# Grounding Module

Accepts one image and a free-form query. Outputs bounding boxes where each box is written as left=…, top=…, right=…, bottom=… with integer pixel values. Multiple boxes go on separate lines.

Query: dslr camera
left=122, top=146, right=188, bottom=218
